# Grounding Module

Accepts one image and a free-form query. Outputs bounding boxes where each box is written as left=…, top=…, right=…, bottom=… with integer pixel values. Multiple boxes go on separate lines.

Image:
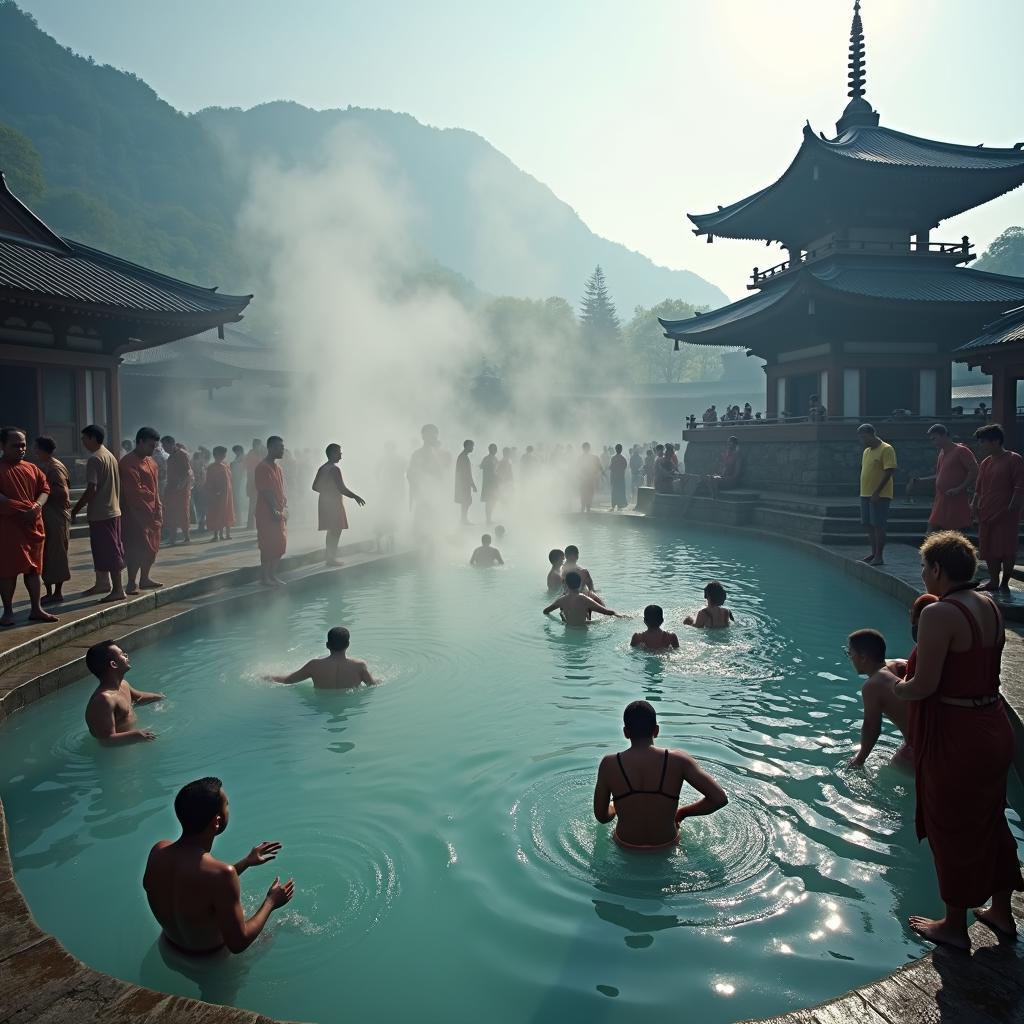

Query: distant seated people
left=631, top=605, right=679, bottom=651
left=544, top=571, right=617, bottom=626
left=743, top=402, right=753, bottom=421
left=706, top=436, right=742, bottom=499
left=684, top=581, right=735, bottom=628
left=975, top=402, right=989, bottom=418
left=546, top=548, right=565, bottom=590
left=470, top=533, right=505, bottom=567
left=143, top=777, right=294, bottom=955
left=888, top=594, right=939, bottom=679
left=593, top=700, right=728, bottom=851
left=269, top=626, right=376, bottom=689
left=845, top=629, right=911, bottom=769
left=562, top=545, right=597, bottom=593
left=84, top=640, right=164, bottom=744
left=808, top=394, right=828, bottom=423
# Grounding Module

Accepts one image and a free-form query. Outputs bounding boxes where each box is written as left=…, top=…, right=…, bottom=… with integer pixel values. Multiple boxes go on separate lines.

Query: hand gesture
left=354, top=496, right=367, bottom=507
left=267, top=876, right=295, bottom=909
left=846, top=756, right=864, bottom=769
left=245, top=841, right=282, bottom=869
left=674, top=807, right=687, bottom=826
left=136, top=729, right=157, bottom=741
left=945, top=487, right=959, bottom=497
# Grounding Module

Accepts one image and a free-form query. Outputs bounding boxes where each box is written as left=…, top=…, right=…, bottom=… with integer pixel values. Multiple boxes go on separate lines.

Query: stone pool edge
left=2, top=524, right=1023, bottom=1024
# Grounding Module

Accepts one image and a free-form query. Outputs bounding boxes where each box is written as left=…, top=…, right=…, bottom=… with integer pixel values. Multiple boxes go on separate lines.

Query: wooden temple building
left=0, top=174, right=250, bottom=465
left=661, top=2, right=1024, bottom=493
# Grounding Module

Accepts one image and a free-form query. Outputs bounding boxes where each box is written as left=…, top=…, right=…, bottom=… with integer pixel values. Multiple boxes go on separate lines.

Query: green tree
left=976, top=226, right=1024, bottom=277
left=624, top=299, right=719, bottom=384
left=0, top=120, right=45, bottom=203
left=578, top=265, right=624, bottom=386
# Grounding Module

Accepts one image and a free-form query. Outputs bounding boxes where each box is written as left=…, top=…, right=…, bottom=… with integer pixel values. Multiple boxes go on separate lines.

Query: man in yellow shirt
left=858, top=423, right=897, bottom=566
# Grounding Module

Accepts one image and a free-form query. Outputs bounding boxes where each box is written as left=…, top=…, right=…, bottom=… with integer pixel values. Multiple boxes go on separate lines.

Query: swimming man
left=683, top=581, right=734, bottom=628
left=143, top=777, right=294, bottom=954
left=544, top=571, right=618, bottom=626
left=631, top=604, right=679, bottom=651
left=84, top=640, right=164, bottom=743
left=470, top=533, right=505, bottom=567
left=845, top=628, right=912, bottom=769
left=269, top=626, right=376, bottom=688
left=593, top=700, right=727, bottom=850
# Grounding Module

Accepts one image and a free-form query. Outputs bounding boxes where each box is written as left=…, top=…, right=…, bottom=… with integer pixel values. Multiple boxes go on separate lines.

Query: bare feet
left=99, top=592, right=126, bottom=604
left=28, top=609, right=59, bottom=623
left=976, top=580, right=999, bottom=592
left=80, top=586, right=106, bottom=596
left=1, top=614, right=15, bottom=627
left=974, top=906, right=1018, bottom=941
left=999, top=583, right=1013, bottom=593
left=126, top=585, right=139, bottom=596
left=869, top=558, right=885, bottom=566
left=909, top=915, right=970, bottom=949
left=860, top=554, right=874, bottom=563
left=40, top=593, right=64, bottom=605
left=139, top=579, right=163, bottom=589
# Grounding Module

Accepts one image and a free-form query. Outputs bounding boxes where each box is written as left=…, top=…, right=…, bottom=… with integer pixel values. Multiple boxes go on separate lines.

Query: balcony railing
left=749, top=236, right=974, bottom=288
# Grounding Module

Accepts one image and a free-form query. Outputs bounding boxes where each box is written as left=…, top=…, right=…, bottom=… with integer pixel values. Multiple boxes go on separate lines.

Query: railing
left=684, top=411, right=996, bottom=429
left=749, top=236, right=973, bottom=288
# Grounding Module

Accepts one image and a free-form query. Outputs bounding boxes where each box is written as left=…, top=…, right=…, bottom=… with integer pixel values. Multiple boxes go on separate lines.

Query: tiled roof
left=817, top=125, right=1024, bottom=171
left=956, top=304, right=1024, bottom=353
left=660, top=280, right=795, bottom=339
left=810, top=264, right=1024, bottom=304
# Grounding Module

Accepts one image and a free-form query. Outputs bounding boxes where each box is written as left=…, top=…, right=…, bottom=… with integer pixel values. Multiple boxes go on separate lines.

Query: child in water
left=546, top=549, right=565, bottom=590
left=631, top=605, right=679, bottom=651
left=683, top=581, right=735, bottom=628
left=544, top=572, right=619, bottom=626
left=845, top=628, right=911, bottom=769
left=470, top=534, right=504, bottom=568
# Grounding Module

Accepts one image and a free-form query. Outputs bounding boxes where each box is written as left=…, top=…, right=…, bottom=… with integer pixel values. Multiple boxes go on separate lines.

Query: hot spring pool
left=3, top=519, right=1022, bottom=1023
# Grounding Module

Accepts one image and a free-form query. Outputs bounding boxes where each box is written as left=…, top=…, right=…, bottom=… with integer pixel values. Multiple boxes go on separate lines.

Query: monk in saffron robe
left=120, top=427, right=163, bottom=594
left=896, top=530, right=1023, bottom=949
left=0, top=427, right=56, bottom=625
left=205, top=446, right=235, bottom=542
left=34, top=436, right=71, bottom=603
left=255, top=436, right=288, bottom=586
left=312, top=443, right=365, bottom=566
left=972, top=423, right=1024, bottom=592
left=162, top=436, right=193, bottom=546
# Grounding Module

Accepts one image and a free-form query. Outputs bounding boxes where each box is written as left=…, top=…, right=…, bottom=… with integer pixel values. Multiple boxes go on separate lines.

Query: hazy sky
left=19, top=0, right=1024, bottom=302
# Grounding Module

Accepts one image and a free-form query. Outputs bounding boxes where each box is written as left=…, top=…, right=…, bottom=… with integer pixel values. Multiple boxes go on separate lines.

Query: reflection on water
left=2, top=519, right=1019, bottom=1024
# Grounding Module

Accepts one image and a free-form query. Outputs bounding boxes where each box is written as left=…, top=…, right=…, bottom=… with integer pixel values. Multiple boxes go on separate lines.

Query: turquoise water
left=2, top=520, right=1022, bottom=1023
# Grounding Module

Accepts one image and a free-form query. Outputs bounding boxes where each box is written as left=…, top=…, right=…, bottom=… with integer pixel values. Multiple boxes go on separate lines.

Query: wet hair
left=136, top=426, right=160, bottom=444
left=564, top=571, right=582, bottom=591
left=643, top=604, right=664, bottom=628
left=623, top=699, right=657, bottom=739
left=704, top=581, right=727, bottom=606
left=548, top=548, right=564, bottom=566
left=481, top=534, right=492, bottom=544
left=920, top=530, right=978, bottom=584
left=848, top=628, right=886, bottom=663
left=0, top=426, right=26, bottom=445
left=326, top=626, right=351, bottom=652
left=213, top=445, right=227, bottom=459
left=975, top=423, right=1005, bottom=445
left=34, top=435, right=56, bottom=454
left=85, top=639, right=119, bottom=678
left=926, top=423, right=948, bottom=437
left=232, top=445, right=244, bottom=456
left=174, top=777, right=224, bottom=834
left=564, top=545, right=579, bottom=559
left=266, top=435, right=283, bottom=448
left=326, top=443, right=341, bottom=458
left=81, top=424, right=105, bottom=443
left=911, top=593, right=939, bottom=625
left=857, top=423, right=876, bottom=436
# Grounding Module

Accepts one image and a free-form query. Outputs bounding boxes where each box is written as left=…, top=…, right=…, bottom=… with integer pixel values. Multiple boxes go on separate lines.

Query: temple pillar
left=991, top=367, right=1018, bottom=452
left=826, top=365, right=843, bottom=419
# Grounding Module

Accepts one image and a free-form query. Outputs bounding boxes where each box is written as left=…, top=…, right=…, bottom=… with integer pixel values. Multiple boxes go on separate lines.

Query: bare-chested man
left=143, top=776, right=294, bottom=955
left=593, top=700, right=728, bottom=850
left=84, top=640, right=163, bottom=743
left=544, top=571, right=618, bottom=626
left=546, top=548, right=565, bottom=590
left=269, top=626, right=376, bottom=689
left=562, top=545, right=597, bottom=593
left=845, top=628, right=911, bottom=769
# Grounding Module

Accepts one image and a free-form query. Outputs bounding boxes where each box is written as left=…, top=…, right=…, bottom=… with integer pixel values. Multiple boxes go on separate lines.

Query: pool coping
left=1, top=522, right=1022, bottom=1024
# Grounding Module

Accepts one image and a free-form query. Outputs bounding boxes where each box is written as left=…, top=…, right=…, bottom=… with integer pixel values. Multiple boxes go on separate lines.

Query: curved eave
left=659, top=279, right=797, bottom=345
left=956, top=304, right=1024, bottom=356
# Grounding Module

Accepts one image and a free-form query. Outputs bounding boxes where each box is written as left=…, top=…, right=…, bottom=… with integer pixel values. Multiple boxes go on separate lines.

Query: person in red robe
left=205, top=446, right=235, bottom=542
left=311, top=443, right=365, bottom=566
left=0, top=427, right=57, bottom=626
left=120, top=427, right=164, bottom=594
left=162, top=435, right=194, bottom=546
left=255, top=435, right=288, bottom=586
left=907, top=423, right=978, bottom=531
left=972, top=423, right=1024, bottom=592
left=896, top=530, right=1023, bottom=949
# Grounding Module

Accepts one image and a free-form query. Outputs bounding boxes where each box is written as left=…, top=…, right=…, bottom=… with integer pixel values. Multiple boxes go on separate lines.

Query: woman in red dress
left=896, top=530, right=1022, bottom=948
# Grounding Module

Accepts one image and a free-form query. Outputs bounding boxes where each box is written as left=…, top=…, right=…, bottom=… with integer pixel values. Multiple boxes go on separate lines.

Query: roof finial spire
left=848, top=0, right=866, bottom=100
left=835, top=0, right=879, bottom=135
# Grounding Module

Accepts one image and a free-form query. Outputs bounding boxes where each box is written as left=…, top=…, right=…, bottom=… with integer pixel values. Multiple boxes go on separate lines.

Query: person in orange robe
left=205, top=446, right=235, bottom=542
left=120, top=427, right=164, bottom=594
left=34, top=435, right=71, bottom=604
left=311, top=443, right=365, bottom=566
left=0, top=427, right=57, bottom=626
left=255, top=435, right=288, bottom=586
left=972, top=423, right=1024, bottom=592
left=162, top=435, right=194, bottom=546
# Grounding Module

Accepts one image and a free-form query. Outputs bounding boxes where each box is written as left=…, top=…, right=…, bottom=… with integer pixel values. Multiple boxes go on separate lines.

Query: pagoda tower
left=661, top=2, right=1024, bottom=443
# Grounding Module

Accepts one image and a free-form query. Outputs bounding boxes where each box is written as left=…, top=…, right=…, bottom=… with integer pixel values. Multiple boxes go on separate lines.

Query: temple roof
left=660, top=262, right=1024, bottom=345
left=0, top=173, right=250, bottom=327
left=956, top=304, right=1024, bottom=355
